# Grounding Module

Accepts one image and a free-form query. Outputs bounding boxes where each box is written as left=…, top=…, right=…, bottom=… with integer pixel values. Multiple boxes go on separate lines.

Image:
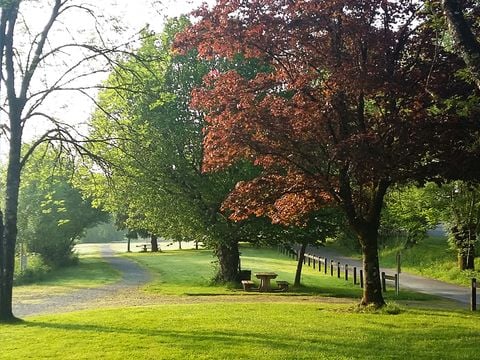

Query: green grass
left=128, top=246, right=436, bottom=302
left=2, top=303, right=480, bottom=359
left=377, top=236, right=480, bottom=287
left=14, top=245, right=120, bottom=298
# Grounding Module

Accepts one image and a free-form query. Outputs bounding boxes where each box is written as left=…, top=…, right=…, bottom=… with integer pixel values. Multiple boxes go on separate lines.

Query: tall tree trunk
left=150, top=234, right=159, bottom=252
left=294, top=242, right=307, bottom=287
left=0, top=117, right=23, bottom=322
left=214, top=240, right=240, bottom=283
left=358, top=227, right=385, bottom=307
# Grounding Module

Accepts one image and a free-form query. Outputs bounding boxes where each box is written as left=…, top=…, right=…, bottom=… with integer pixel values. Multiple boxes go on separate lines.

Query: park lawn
left=14, top=245, right=120, bottom=299
left=1, top=302, right=480, bottom=359
left=129, top=246, right=437, bottom=302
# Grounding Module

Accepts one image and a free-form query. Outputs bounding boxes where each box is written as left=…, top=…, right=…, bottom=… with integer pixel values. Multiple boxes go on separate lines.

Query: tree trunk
left=442, top=0, right=480, bottom=90
left=451, top=225, right=476, bottom=271
left=458, top=251, right=475, bottom=270
left=359, top=228, right=385, bottom=307
left=150, top=234, right=159, bottom=252
left=0, top=117, right=23, bottom=322
left=214, top=240, right=240, bottom=283
left=294, top=242, right=307, bottom=287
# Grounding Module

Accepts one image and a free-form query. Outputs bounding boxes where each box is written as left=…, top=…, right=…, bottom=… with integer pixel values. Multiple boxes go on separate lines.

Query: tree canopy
left=85, top=18, right=264, bottom=282
left=176, top=0, right=480, bottom=306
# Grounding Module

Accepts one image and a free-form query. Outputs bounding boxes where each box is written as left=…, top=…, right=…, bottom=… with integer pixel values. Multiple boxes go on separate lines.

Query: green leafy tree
left=83, top=19, right=261, bottom=282
left=382, top=186, right=441, bottom=249
left=17, top=147, right=107, bottom=267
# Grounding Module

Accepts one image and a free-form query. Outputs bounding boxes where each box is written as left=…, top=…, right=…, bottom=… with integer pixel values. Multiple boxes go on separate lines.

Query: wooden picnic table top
left=254, top=272, right=278, bottom=277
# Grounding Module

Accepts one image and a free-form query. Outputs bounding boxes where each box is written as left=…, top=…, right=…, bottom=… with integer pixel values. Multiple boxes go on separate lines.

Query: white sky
left=0, top=0, right=212, bottom=160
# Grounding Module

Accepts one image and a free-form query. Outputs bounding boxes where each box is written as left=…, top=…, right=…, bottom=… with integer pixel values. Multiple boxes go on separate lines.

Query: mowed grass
left=14, top=244, right=120, bottom=298
left=129, top=246, right=436, bottom=302
left=2, top=302, right=480, bottom=359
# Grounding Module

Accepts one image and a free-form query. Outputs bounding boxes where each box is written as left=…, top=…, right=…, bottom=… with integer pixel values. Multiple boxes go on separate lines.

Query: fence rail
left=278, top=245, right=398, bottom=294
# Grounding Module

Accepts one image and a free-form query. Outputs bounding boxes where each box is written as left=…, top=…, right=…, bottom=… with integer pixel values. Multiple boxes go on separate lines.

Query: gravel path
left=13, top=244, right=151, bottom=318
left=300, top=245, right=471, bottom=306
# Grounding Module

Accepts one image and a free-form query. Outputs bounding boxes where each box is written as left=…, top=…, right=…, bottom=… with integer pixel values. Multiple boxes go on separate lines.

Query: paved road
left=13, top=244, right=151, bottom=318
left=301, top=245, right=470, bottom=305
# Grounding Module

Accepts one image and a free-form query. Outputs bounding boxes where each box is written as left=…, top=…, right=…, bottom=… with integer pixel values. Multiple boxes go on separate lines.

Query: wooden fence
left=278, top=246, right=397, bottom=292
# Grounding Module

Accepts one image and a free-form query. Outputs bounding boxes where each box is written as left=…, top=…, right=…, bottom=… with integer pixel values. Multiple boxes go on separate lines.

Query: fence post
left=472, top=278, right=477, bottom=311
left=308, top=256, right=311, bottom=267
left=324, top=258, right=327, bottom=274
left=345, top=264, right=349, bottom=281
left=319, top=258, right=322, bottom=272
left=313, top=257, right=316, bottom=269
left=330, top=260, right=334, bottom=276
left=337, top=262, right=341, bottom=278
left=360, top=269, right=364, bottom=288
left=381, top=272, right=386, bottom=292
left=395, top=274, right=399, bottom=296
left=353, top=267, right=357, bottom=285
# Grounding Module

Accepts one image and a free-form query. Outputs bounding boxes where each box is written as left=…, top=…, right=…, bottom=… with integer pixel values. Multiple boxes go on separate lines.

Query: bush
left=14, top=254, right=51, bottom=285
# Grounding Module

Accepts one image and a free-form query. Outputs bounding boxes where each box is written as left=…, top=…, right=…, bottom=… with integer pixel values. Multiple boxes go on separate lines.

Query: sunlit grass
left=378, top=236, right=480, bottom=287
left=2, top=303, right=480, bottom=359
left=128, top=246, right=436, bottom=302
left=14, top=247, right=120, bottom=299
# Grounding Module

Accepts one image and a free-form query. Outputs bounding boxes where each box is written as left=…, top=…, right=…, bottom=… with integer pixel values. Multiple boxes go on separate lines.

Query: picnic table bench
left=241, top=280, right=256, bottom=291
left=136, top=243, right=151, bottom=252
left=276, top=280, right=289, bottom=292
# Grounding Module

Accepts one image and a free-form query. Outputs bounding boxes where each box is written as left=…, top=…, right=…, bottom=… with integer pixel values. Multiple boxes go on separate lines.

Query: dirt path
left=13, top=244, right=151, bottom=318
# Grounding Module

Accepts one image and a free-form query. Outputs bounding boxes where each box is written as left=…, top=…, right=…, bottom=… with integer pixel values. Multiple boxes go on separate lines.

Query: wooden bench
left=136, top=244, right=151, bottom=252
left=241, top=280, right=255, bottom=291
left=276, top=280, right=289, bottom=292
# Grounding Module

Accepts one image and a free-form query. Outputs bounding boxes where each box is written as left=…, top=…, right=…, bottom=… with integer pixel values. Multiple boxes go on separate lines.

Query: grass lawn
left=2, top=303, right=480, bottom=359
left=5, top=243, right=478, bottom=359
left=14, top=244, right=120, bottom=299
left=129, top=246, right=437, bottom=302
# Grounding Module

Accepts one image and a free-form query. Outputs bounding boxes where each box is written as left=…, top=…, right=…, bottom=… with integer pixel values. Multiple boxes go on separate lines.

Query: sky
left=0, top=0, right=212, bottom=160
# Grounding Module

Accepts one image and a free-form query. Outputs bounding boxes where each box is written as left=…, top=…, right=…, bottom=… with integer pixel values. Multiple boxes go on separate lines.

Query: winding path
left=13, top=244, right=151, bottom=318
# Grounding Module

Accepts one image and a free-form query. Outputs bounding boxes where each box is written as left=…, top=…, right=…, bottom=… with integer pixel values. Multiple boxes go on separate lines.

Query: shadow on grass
left=19, top=311, right=480, bottom=359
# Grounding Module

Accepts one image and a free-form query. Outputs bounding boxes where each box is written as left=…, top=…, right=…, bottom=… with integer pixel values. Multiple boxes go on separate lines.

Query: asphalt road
left=301, top=245, right=471, bottom=306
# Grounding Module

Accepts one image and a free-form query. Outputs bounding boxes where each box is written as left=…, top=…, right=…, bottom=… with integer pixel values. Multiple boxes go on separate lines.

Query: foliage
left=381, top=185, right=441, bottom=249
left=17, top=147, right=107, bottom=267
left=438, top=0, right=480, bottom=90
left=83, top=18, right=276, bottom=282
left=13, top=254, right=50, bottom=285
left=0, top=0, right=140, bottom=321
left=176, top=0, right=480, bottom=306
left=80, top=220, right=126, bottom=243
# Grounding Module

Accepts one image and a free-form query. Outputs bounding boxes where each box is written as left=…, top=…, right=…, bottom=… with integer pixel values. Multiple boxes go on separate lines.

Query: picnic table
left=255, top=272, right=278, bottom=292
left=136, top=243, right=151, bottom=252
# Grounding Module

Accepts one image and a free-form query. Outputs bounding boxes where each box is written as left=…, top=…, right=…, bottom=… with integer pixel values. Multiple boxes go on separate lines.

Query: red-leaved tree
left=176, top=0, right=480, bottom=306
